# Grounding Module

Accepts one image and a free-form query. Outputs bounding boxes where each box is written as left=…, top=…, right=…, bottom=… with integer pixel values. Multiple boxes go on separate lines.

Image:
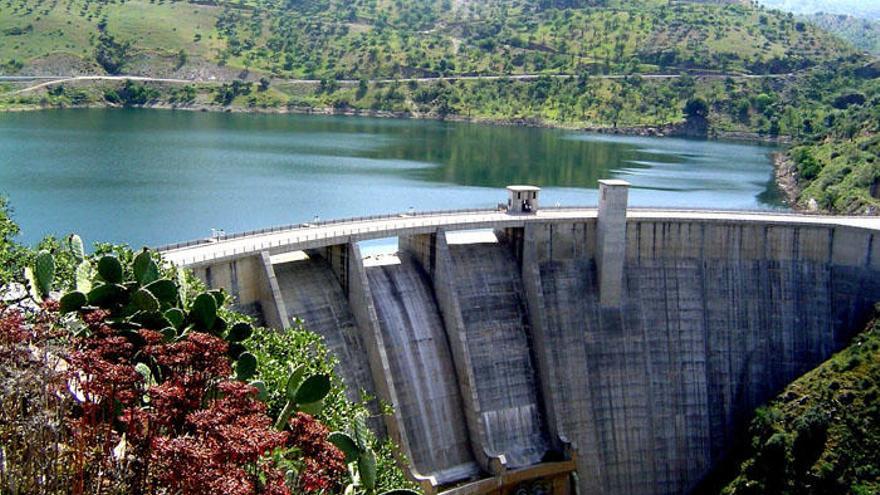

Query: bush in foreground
left=0, top=229, right=414, bottom=494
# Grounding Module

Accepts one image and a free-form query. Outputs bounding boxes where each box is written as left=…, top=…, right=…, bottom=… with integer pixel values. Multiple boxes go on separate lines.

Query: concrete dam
left=160, top=182, right=880, bottom=495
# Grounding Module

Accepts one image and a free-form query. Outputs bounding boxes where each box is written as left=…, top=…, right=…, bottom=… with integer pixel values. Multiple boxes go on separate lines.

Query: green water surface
left=0, top=108, right=783, bottom=247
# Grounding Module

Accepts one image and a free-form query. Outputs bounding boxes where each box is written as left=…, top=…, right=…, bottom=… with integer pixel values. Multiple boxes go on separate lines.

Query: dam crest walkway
left=158, top=207, right=880, bottom=267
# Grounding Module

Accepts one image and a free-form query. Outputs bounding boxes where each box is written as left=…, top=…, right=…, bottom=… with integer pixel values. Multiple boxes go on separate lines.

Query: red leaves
left=151, top=331, right=231, bottom=379
left=148, top=380, right=199, bottom=430
left=287, top=412, right=347, bottom=493
left=186, top=381, right=287, bottom=465
left=61, top=310, right=307, bottom=494
left=2, top=295, right=351, bottom=495
left=0, top=307, right=27, bottom=346
left=151, top=382, right=290, bottom=494
left=0, top=305, right=61, bottom=348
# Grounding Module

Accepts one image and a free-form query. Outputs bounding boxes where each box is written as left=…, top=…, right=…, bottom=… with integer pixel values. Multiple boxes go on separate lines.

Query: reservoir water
left=0, top=108, right=783, bottom=247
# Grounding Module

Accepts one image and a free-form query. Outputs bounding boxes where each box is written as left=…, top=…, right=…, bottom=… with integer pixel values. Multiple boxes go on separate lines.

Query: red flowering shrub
left=63, top=307, right=298, bottom=495
left=0, top=240, right=404, bottom=495
left=152, top=382, right=289, bottom=494
left=287, top=412, right=348, bottom=493
left=0, top=306, right=27, bottom=346
left=0, top=301, right=62, bottom=350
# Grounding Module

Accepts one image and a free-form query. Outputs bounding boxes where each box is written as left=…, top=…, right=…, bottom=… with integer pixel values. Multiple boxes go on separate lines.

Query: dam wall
left=167, top=192, right=880, bottom=495
left=272, top=253, right=377, bottom=407
left=367, top=255, right=480, bottom=484
left=526, top=208, right=880, bottom=494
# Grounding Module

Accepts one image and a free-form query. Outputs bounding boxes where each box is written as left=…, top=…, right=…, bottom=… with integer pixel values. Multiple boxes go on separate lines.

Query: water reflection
left=0, top=109, right=783, bottom=246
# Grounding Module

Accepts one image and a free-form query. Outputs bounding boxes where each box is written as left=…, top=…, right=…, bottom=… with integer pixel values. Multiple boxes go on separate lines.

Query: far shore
left=0, top=100, right=793, bottom=145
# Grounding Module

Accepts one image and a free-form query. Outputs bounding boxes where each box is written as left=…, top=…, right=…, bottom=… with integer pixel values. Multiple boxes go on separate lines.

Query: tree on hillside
left=0, top=197, right=24, bottom=284
left=175, top=49, right=187, bottom=70
left=683, top=96, right=710, bottom=135
left=95, top=33, right=131, bottom=75
left=684, top=97, right=709, bottom=120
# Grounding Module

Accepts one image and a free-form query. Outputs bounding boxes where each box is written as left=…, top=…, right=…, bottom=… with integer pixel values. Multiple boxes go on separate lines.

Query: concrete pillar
left=307, top=244, right=349, bottom=295
left=399, top=233, right=436, bottom=278
left=259, top=251, right=290, bottom=330
left=596, top=180, right=630, bottom=308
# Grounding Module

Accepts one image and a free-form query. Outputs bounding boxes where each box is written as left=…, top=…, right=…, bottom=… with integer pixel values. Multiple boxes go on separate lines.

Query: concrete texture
left=259, top=250, right=290, bottom=330
left=531, top=219, right=880, bottom=494
left=446, top=239, right=550, bottom=469
left=596, top=180, right=630, bottom=307
left=367, top=255, right=480, bottom=484
left=273, top=255, right=376, bottom=405
left=190, top=254, right=275, bottom=324
left=174, top=206, right=880, bottom=495
left=415, top=231, right=506, bottom=475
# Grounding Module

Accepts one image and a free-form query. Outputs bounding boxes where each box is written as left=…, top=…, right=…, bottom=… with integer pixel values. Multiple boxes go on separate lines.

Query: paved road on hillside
left=4, top=75, right=195, bottom=95
left=2, top=71, right=794, bottom=95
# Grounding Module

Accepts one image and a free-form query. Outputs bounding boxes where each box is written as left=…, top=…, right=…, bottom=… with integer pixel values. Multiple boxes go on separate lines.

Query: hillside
left=806, top=13, right=880, bottom=55
left=0, top=0, right=876, bottom=216
left=720, top=312, right=880, bottom=494
left=758, top=0, right=880, bottom=21
left=783, top=61, right=880, bottom=215
left=0, top=0, right=854, bottom=78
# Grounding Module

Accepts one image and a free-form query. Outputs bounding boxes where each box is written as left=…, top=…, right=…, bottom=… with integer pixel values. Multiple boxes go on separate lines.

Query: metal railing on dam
left=160, top=184, right=880, bottom=495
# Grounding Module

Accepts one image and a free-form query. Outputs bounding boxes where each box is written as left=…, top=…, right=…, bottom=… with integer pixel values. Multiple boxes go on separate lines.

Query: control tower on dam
left=159, top=183, right=880, bottom=495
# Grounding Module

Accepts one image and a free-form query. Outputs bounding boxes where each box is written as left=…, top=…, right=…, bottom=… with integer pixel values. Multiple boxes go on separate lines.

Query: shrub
left=0, top=236, right=416, bottom=495
left=793, top=147, right=822, bottom=180
left=249, top=323, right=416, bottom=493
left=684, top=97, right=709, bottom=120
left=0, top=196, right=25, bottom=284
left=104, top=80, right=160, bottom=106
left=95, top=33, right=131, bottom=75
left=0, top=304, right=74, bottom=494
left=833, top=92, right=866, bottom=110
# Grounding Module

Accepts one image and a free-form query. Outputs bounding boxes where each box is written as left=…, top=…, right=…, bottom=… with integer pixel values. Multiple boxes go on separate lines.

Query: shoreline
left=0, top=100, right=792, bottom=145
left=772, top=151, right=810, bottom=213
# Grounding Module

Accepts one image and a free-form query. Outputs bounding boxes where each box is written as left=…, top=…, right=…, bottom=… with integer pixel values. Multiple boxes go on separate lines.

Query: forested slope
left=806, top=14, right=880, bottom=55
left=0, top=0, right=876, bottom=215
left=720, top=313, right=880, bottom=494
left=0, top=0, right=854, bottom=78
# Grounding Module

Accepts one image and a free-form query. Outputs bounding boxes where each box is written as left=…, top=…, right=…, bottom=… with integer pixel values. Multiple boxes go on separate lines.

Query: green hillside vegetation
left=806, top=14, right=880, bottom=55
left=0, top=0, right=223, bottom=76
left=0, top=0, right=853, bottom=78
left=0, top=0, right=877, bottom=216
left=786, top=75, right=880, bottom=214
left=758, top=0, right=880, bottom=21
left=720, top=312, right=880, bottom=494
